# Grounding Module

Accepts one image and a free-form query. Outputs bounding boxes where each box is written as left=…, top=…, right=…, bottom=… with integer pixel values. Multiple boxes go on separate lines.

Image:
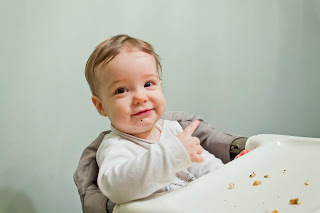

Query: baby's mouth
left=132, top=109, right=153, bottom=116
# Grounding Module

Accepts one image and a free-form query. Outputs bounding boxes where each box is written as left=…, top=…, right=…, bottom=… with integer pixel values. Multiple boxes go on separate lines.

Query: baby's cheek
left=157, top=92, right=166, bottom=106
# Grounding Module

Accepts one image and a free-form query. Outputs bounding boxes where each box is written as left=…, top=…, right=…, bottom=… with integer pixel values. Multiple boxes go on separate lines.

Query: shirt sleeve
left=96, top=135, right=192, bottom=204
left=187, top=149, right=224, bottom=179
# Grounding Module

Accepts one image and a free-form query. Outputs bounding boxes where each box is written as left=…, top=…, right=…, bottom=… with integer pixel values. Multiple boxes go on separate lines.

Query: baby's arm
left=187, top=149, right=224, bottom=178
left=96, top=135, right=192, bottom=204
left=170, top=120, right=223, bottom=178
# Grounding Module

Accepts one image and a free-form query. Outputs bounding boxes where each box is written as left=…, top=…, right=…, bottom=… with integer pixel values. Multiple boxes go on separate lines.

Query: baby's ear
left=91, top=96, right=107, bottom=117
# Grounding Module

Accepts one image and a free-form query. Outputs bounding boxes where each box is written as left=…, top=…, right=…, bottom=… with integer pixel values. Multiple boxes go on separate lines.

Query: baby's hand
left=235, top=149, right=250, bottom=159
left=176, top=120, right=204, bottom=163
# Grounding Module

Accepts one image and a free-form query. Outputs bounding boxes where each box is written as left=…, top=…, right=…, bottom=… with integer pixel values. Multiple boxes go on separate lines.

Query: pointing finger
left=183, top=120, right=200, bottom=136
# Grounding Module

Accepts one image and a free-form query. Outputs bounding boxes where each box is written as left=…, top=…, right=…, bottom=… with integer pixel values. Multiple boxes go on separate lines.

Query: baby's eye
left=144, top=82, right=154, bottom=87
left=115, top=88, right=127, bottom=94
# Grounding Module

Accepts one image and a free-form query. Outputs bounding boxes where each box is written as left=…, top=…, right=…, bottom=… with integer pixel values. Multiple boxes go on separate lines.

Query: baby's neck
left=132, top=126, right=161, bottom=142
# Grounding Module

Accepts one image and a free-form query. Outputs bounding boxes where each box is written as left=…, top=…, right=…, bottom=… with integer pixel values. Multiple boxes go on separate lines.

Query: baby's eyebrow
left=108, top=79, right=123, bottom=90
left=144, top=73, right=159, bottom=79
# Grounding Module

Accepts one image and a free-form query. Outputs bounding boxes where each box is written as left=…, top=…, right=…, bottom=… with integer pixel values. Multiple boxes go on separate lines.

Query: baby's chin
left=128, top=123, right=156, bottom=134
left=119, top=122, right=157, bottom=135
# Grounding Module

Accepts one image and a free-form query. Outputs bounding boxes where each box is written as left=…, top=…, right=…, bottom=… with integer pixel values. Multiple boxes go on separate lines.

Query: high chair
left=73, top=111, right=247, bottom=213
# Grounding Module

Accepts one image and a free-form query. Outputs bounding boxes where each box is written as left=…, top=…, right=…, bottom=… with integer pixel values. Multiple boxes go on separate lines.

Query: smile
left=132, top=109, right=153, bottom=116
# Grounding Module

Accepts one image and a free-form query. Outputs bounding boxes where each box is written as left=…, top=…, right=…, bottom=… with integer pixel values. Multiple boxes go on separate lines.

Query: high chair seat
left=73, top=111, right=247, bottom=213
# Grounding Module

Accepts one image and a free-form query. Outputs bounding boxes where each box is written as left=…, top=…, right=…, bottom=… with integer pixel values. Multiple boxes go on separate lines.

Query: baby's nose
left=133, top=91, right=148, bottom=104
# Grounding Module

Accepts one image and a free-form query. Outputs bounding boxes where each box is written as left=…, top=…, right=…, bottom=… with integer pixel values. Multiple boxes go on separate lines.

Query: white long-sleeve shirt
left=96, top=119, right=224, bottom=204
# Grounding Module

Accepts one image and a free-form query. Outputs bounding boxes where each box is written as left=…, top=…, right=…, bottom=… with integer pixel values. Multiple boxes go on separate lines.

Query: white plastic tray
left=114, top=134, right=320, bottom=213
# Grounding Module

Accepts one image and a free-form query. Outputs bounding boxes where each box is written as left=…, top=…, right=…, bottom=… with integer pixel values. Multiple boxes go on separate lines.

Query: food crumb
left=305, top=182, right=309, bottom=186
left=272, top=210, right=279, bottom=213
left=290, top=198, right=301, bottom=205
left=228, top=183, right=234, bottom=189
left=253, top=180, right=261, bottom=186
left=264, top=175, right=269, bottom=178
left=249, top=172, right=256, bottom=178
left=283, top=169, right=286, bottom=173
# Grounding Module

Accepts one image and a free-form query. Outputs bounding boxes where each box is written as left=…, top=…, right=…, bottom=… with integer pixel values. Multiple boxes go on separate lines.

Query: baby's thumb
left=183, top=120, right=200, bottom=136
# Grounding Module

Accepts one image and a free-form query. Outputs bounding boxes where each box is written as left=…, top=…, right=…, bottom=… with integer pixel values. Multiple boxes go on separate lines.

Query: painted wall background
left=1, top=0, right=319, bottom=212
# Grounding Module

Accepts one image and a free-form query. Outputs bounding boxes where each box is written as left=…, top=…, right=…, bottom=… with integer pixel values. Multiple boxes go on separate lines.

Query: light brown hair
left=85, top=34, right=162, bottom=97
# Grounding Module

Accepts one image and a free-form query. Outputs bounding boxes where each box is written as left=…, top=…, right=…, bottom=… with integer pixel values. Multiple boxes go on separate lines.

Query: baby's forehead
left=102, top=47, right=156, bottom=70
left=97, top=50, right=158, bottom=79
left=99, top=45, right=151, bottom=67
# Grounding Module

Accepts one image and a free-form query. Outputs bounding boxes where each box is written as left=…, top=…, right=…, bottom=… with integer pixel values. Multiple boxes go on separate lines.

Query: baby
left=85, top=35, right=248, bottom=204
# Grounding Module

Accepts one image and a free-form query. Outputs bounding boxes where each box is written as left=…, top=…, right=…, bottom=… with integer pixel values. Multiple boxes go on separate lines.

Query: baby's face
left=96, top=48, right=166, bottom=137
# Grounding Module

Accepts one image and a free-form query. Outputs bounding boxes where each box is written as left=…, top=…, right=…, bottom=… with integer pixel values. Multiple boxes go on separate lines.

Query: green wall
left=1, top=0, right=319, bottom=212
